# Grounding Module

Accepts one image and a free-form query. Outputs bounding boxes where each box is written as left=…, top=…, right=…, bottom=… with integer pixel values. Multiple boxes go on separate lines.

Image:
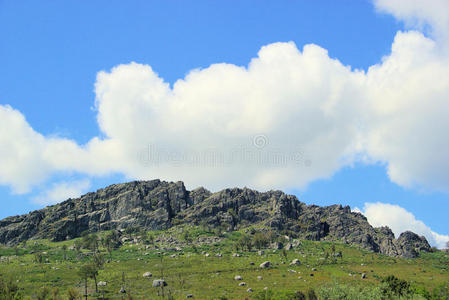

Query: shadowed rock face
left=0, top=180, right=430, bottom=257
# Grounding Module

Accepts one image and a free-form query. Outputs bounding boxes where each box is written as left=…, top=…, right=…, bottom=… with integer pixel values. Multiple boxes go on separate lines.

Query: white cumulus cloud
left=374, top=0, right=449, bottom=39
left=1, top=42, right=367, bottom=193
left=0, top=1, right=449, bottom=205
left=357, top=202, right=449, bottom=249
left=362, top=30, right=449, bottom=191
left=32, top=179, right=91, bottom=205
left=92, top=43, right=364, bottom=191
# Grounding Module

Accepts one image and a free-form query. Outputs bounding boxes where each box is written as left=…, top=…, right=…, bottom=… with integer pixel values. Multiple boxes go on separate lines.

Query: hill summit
left=0, top=180, right=430, bottom=257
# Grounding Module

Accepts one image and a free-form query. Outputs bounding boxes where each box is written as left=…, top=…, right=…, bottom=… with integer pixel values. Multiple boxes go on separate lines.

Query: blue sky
left=1, top=1, right=448, bottom=247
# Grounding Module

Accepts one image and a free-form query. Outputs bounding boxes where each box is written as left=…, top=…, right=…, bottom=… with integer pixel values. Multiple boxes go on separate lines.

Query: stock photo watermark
left=138, top=134, right=312, bottom=168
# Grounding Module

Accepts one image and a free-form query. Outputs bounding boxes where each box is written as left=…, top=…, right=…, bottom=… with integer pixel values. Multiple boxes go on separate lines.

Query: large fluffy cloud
left=1, top=43, right=367, bottom=193
left=1, top=0, right=449, bottom=197
left=363, top=31, right=449, bottom=191
left=93, top=43, right=364, bottom=191
left=355, top=202, right=449, bottom=249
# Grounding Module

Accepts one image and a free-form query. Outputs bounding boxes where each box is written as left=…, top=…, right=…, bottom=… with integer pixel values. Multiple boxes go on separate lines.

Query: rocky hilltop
left=0, top=180, right=430, bottom=257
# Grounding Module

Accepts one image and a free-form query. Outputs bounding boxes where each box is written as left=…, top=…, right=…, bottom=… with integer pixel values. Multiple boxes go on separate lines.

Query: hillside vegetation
left=1, top=225, right=448, bottom=300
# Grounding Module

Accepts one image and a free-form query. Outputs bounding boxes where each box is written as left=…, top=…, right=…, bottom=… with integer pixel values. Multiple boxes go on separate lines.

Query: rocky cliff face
left=0, top=180, right=431, bottom=257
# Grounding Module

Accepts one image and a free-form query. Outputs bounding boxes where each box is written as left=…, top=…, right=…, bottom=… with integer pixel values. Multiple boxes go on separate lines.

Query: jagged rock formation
left=0, top=180, right=431, bottom=257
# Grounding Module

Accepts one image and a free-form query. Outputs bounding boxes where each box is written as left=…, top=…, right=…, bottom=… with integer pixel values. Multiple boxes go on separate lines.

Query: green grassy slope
left=0, top=227, right=448, bottom=299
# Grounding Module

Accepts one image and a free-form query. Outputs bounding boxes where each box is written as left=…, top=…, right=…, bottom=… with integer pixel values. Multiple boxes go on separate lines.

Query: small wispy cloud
left=355, top=202, right=449, bottom=249
left=32, top=179, right=91, bottom=205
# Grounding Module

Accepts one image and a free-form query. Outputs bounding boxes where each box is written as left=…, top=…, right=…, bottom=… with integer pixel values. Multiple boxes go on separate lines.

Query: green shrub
left=381, top=275, right=411, bottom=297
left=430, top=283, right=449, bottom=300
left=35, top=287, right=50, bottom=300
left=237, top=234, right=252, bottom=251
left=252, top=290, right=308, bottom=300
left=253, top=232, right=270, bottom=250
left=253, top=290, right=274, bottom=300
left=66, top=288, right=79, bottom=300
left=34, top=252, right=44, bottom=264
left=50, top=287, right=61, bottom=300
left=81, top=233, right=99, bottom=251
left=279, top=291, right=306, bottom=300
left=317, top=282, right=382, bottom=300
left=0, top=275, right=22, bottom=300
left=306, top=288, right=318, bottom=300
